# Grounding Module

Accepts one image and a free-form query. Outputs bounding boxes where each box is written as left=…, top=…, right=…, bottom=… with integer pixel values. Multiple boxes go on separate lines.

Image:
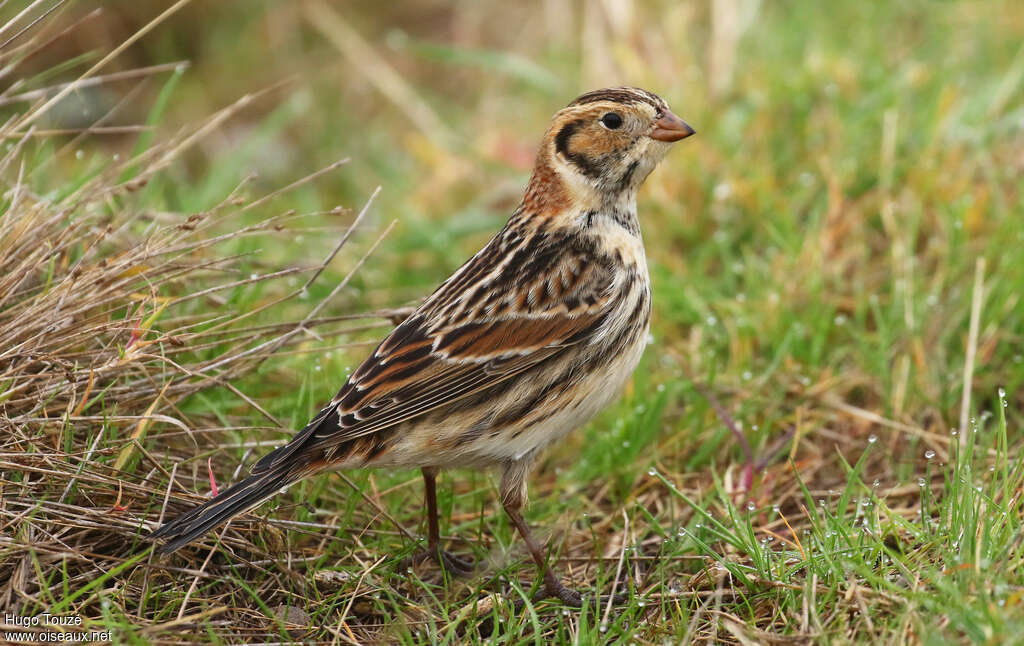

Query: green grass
left=2, top=0, right=1023, bottom=644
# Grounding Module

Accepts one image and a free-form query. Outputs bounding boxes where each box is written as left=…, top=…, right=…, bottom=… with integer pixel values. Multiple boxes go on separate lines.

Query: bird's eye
left=600, top=112, right=623, bottom=129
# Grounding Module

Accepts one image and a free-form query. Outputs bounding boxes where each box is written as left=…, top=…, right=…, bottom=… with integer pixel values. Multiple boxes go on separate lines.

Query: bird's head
left=522, top=87, right=694, bottom=218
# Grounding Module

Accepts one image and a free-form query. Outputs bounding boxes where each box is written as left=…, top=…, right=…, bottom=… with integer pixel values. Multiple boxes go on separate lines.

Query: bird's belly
left=484, top=334, right=648, bottom=462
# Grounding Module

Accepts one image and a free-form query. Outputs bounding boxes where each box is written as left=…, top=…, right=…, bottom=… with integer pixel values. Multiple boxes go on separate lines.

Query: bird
left=151, top=87, right=694, bottom=606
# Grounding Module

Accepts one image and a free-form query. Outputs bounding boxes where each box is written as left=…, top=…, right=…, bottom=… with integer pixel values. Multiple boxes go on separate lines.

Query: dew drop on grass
left=250, top=273, right=258, bottom=280
left=872, top=479, right=880, bottom=488
left=75, top=150, right=84, bottom=160
left=918, top=478, right=926, bottom=487
left=599, top=622, right=608, bottom=634
left=561, top=609, right=569, bottom=617
left=648, top=467, right=658, bottom=476
left=868, top=435, right=878, bottom=444
left=746, top=501, right=756, bottom=512
left=742, top=371, right=753, bottom=380
left=925, top=450, right=935, bottom=460
left=772, top=504, right=780, bottom=514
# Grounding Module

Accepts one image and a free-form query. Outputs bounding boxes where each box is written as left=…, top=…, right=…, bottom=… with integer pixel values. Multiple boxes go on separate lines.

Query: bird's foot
left=540, top=578, right=629, bottom=608
left=475, top=576, right=629, bottom=637
left=401, top=545, right=475, bottom=576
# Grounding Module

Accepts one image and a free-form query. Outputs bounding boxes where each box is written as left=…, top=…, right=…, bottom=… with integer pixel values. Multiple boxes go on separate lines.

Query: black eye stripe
left=554, top=119, right=582, bottom=157
left=552, top=119, right=600, bottom=178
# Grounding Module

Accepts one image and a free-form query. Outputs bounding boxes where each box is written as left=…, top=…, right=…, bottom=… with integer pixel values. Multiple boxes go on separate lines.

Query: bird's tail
left=150, top=457, right=305, bottom=554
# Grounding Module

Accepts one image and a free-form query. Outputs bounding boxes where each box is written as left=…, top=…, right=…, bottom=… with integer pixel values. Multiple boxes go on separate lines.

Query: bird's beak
left=650, top=110, right=696, bottom=142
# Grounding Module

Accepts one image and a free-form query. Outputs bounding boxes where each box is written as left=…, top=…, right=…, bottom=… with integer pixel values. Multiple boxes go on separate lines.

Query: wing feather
left=253, top=227, right=614, bottom=473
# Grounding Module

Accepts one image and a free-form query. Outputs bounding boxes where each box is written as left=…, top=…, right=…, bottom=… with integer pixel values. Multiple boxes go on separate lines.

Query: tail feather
left=153, top=408, right=341, bottom=553
left=150, top=461, right=300, bottom=553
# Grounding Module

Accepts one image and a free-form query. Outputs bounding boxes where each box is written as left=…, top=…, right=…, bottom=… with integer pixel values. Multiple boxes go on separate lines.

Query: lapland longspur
left=152, top=87, right=694, bottom=605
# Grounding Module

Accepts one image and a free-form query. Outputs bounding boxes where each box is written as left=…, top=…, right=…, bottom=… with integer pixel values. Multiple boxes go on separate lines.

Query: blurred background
left=10, top=0, right=1024, bottom=546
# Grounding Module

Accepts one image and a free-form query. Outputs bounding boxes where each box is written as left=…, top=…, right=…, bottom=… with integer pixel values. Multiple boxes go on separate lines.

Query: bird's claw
left=401, top=546, right=475, bottom=576
left=540, top=580, right=629, bottom=608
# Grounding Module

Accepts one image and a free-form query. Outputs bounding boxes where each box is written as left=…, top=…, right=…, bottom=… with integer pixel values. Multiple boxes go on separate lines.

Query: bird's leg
left=500, top=459, right=628, bottom=608
left=501, top=498, right=586, bottom=606
left=407, top=467, right=474, bottom=575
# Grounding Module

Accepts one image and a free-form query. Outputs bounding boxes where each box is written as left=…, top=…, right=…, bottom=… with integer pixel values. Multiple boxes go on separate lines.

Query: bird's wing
left=251, top=228, right=615, bottom=474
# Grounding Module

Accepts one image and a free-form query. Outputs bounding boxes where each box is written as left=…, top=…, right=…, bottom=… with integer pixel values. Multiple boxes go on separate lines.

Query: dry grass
left=0, top=9, right=405, bottom=638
